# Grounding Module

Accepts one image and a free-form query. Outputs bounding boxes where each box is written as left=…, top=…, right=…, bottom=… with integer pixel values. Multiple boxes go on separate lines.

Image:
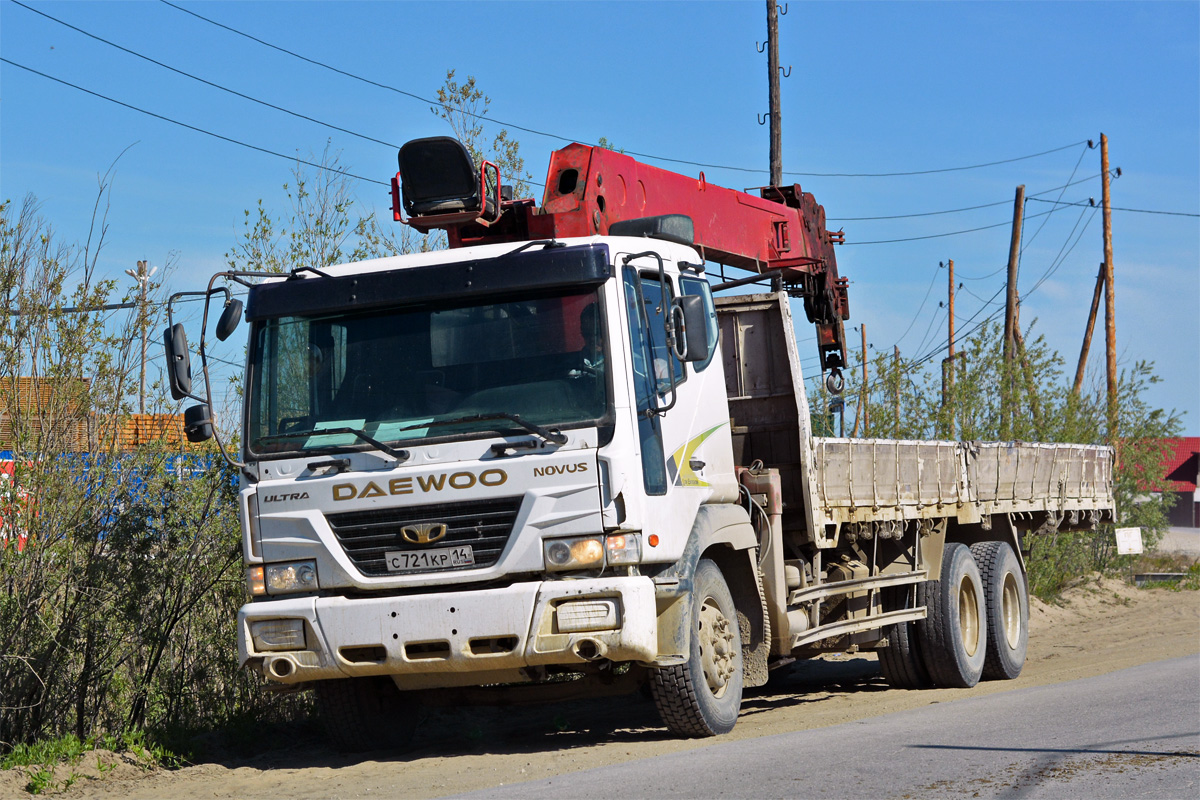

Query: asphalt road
left=461, top=654, right=1200, bottom=799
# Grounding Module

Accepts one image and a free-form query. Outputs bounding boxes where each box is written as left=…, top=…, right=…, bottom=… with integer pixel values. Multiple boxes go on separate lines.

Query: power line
left=842, top=204, right=1069, bottom=246
left=1027, top=197, right=1199, bottom=217
left=1016, top=142, right=1090, bottom=252
left=0, top=57, right=389, bottom=187
left=912, top=304, right=947, bottom=361
left=11, top=0, right=401, bottom=150
left=773, top=141, right=1090, bottom=179
left=907, top=203, right=1098, bottom=370
left=157, top=0, right=1089, bottom=181
left=1027, top=206, right=1101, bottom=296
left=893, top=262, right=942, bottom=348
left=827, top=172, right=1107, bottom=222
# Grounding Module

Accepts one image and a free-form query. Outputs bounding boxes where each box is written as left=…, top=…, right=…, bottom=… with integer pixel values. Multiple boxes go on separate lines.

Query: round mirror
left=215, top=299, right=244, bottom=341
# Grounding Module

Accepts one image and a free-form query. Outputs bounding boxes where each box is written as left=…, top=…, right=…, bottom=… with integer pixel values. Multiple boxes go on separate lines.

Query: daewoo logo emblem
left=401, top=523, right=448, bottom=545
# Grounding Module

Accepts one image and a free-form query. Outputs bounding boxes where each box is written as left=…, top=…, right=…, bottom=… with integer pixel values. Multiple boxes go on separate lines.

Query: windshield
left=247, top=287, right=609, bottom=456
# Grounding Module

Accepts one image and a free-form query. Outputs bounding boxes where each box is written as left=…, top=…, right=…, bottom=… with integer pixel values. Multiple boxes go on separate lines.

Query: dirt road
left=9, top=576, right=1199, bottom=799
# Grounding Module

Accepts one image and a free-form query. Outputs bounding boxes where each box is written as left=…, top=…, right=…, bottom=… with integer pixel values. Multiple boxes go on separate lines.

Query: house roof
left=1162, top=437, right=1200, bottom=492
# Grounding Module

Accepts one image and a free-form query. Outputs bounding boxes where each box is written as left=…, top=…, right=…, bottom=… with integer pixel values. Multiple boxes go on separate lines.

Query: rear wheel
left=877, top=583, right=932, bottom=689
left=918, top=543, right=987, bottom=688
left=650, top=558, right=743, bottom=737
left=316, top=676, right=417, bottom=753
left=971, top=541, right=1029, bottom=680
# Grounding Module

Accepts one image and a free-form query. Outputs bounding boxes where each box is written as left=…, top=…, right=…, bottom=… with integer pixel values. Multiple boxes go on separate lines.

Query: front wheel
left=650, top=558, right=743, bottom=737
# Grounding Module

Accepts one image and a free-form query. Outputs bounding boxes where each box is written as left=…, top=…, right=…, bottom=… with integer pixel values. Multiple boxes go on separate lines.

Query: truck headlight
left=249, top=619, right=307, bottom=652
left=264, top=560, right=318, bottom=594
left=544, top=536, right=605, bottom=571
left=543, top=533, right=641, bottom=572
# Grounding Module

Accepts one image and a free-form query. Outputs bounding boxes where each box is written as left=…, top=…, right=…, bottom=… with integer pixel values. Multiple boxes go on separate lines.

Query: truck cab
left=232, top=231, right=764, bottom=745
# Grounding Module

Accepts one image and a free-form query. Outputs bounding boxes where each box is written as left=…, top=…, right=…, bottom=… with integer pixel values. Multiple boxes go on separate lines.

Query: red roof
left=1162, top=437, right=1200, bottom=492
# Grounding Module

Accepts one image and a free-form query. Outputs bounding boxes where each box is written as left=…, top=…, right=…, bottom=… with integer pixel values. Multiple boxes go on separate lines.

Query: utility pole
left=1101, top=133, right=1118, bottom=446
left=944, top=258, right=956, bottom=438
left=1002, top=185, right=1025, bottom=439
left=893, top=345, right=900, bottom=438
left=851, top=325, right=868, bottom=436
left=1073, top=262, right=1106, bottom=396
left=766, top=0, right=782, bottom=186
left=942, top=259, right=956, bottom=405
left=124, top=260, right=156, bottom=416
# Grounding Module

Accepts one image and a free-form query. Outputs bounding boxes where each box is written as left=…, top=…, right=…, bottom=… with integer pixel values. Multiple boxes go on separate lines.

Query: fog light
left=557, top=599, right=620, bottom=633
left=543, top=536, right=605, bottom=572
left=250, top=619, right=306, bottom=652
left=265, top=560, right=318, bottom=594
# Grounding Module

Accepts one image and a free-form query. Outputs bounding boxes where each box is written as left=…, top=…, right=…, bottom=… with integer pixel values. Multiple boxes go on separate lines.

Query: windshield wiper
left=399, top=413, right=568, bottom=446
left=257, top=428, right=411, bottom=462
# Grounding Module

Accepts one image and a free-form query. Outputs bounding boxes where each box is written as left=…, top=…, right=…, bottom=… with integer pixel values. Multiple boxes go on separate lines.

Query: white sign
left=1115, top=527, right=1143, bottom=555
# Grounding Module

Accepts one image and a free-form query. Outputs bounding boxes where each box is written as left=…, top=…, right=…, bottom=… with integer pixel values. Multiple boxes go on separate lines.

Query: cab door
left=616, top=253, right=734, bottom=563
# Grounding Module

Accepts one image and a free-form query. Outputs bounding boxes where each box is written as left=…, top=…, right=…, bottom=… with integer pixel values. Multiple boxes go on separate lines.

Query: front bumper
left=238, top=576, right=658, bottom=688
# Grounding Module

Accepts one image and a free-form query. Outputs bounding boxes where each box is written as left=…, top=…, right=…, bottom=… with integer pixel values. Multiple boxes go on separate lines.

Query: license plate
left=384, top=545, right=475, bottom=573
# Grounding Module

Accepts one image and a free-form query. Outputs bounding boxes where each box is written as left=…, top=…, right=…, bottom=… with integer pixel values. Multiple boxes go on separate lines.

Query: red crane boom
left=392, top=141, right=849, bottom=374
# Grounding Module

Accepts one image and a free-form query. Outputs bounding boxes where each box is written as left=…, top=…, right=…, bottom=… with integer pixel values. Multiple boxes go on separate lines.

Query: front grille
left=325, top=497, right=523, bottom=577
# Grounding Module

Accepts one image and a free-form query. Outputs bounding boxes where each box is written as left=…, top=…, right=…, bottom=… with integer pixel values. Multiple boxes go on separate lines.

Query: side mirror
left=215, top=299, right=243, bottom=342
left=672, top=295, right=712, bottom=363
left=183, top=404, right=213, bottom=443
left=164, top=324, right=193, bottom=400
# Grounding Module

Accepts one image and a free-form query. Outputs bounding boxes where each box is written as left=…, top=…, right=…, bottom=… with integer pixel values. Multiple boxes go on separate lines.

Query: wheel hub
left=698, top=598, right=736, bottom=697
left=1001, top=571, right=1022, bottom=649
left=958, top=576, right=980, bottom=657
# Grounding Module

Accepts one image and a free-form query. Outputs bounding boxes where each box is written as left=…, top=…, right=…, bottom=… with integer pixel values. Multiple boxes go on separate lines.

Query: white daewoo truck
left=164, top=137, right=1114, bottom=749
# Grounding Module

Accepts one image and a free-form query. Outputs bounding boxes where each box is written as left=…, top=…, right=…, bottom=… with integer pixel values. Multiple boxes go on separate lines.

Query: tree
left=0, top=182, right=259, bottom=753
left=225, top=144, right=430, bottom=277
left=433, top=70, right=534, bottom=200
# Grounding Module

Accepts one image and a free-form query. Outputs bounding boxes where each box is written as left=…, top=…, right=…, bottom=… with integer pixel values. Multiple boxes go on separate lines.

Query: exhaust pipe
left=268, top=657, right=295, bottom=679
left=572, top=638, right=608, bottom=661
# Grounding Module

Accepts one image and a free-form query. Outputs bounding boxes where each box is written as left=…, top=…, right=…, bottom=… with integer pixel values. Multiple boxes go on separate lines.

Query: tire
left=918, top=542, right=987, bottom=688
left=650, top=558, right=743, bottom=737
left=970, top=541, right=1029, bottom=680
left=316, top=676, right=416, bottom=753
left=877, top=583, right=932, bottom=689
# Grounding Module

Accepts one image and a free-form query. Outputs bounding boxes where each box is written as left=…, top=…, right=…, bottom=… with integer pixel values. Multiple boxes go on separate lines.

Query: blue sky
left=2, top=0, right=1197, bottom=433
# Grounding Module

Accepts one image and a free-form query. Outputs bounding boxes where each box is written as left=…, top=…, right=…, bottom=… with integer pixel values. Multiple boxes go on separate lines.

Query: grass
left=1, top=730, right=183, bottom=795
left=1126, top=553, right=1200, bottom=591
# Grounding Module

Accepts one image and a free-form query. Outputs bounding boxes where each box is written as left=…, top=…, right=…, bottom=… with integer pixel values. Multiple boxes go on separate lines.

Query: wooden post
left=946, top=258, right=956, bottom=438
left=1101, top=134, right=1118, bottom=445
left=947, top=258, right=956, bottom=381
left=893, top=345, right=901, bottom=438
left=851, top=325, right=868, bottom=437
left=862, top=324, right=869, bottom=436
left=767, top=0, right=782, bottom=187
left=1002, top=185, right=1026, bottom=439
left=1073, top=262, right=1106, bottom=396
